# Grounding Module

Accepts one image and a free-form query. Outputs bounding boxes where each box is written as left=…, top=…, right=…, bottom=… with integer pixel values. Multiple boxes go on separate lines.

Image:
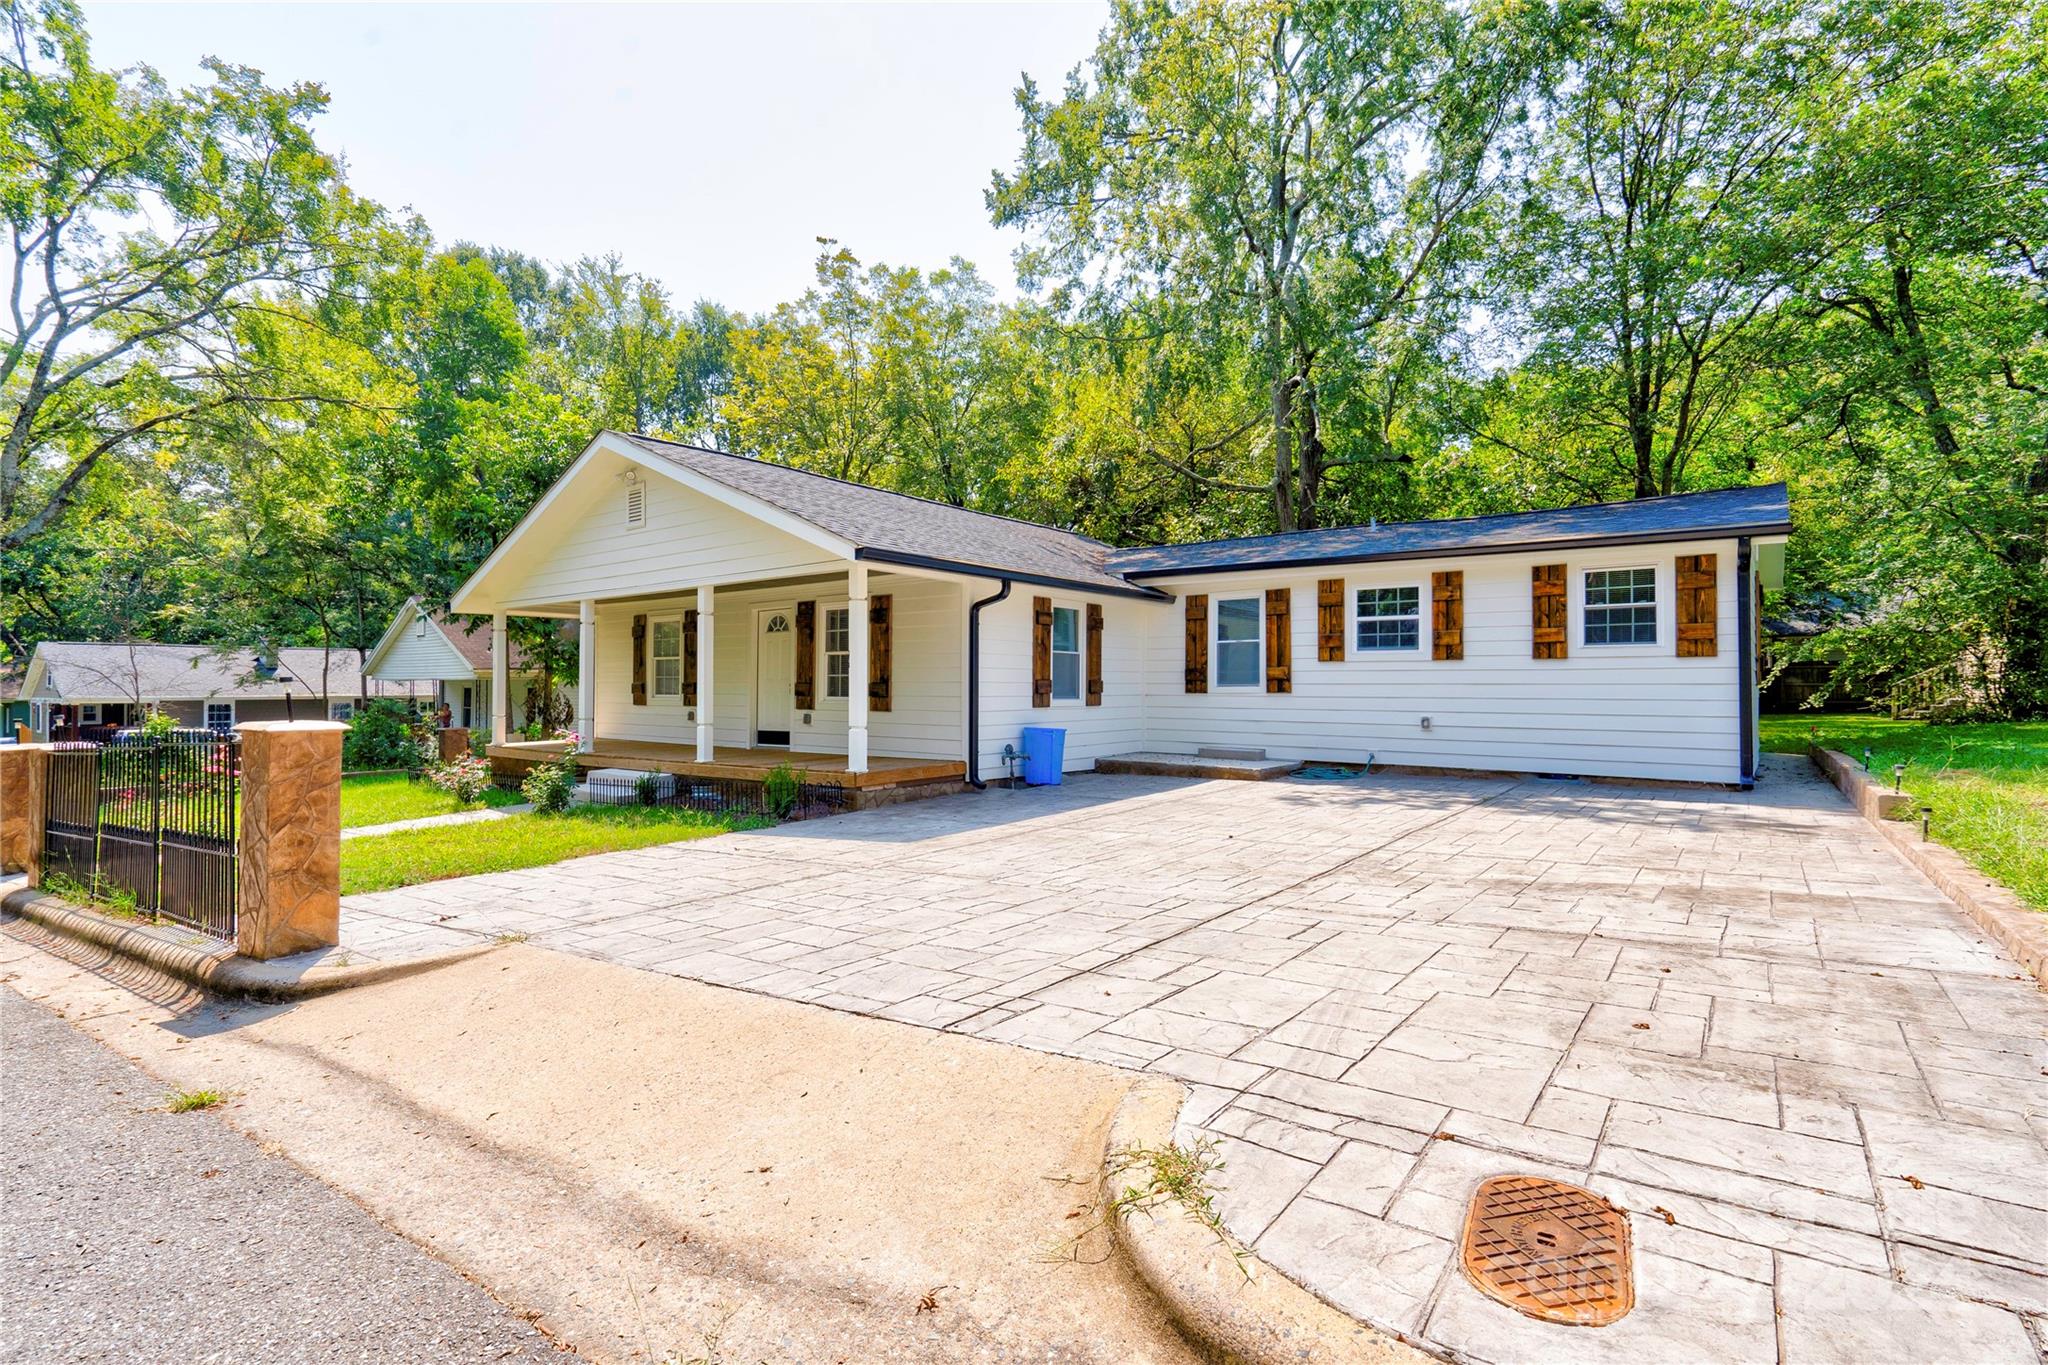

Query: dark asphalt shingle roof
left=1106, top=483, right=1792, bottom=577
left=619, top=433, right=1787, bottom=590
left=619, top=434, right=1155, bottom=597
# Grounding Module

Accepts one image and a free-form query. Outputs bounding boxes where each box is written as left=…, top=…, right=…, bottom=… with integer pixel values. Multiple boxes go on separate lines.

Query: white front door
left=755, top=609, right=795, bottom=746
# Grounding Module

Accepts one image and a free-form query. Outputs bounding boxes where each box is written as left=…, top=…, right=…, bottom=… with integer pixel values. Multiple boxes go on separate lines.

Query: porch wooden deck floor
left=486, top=738, right=964, bottom=790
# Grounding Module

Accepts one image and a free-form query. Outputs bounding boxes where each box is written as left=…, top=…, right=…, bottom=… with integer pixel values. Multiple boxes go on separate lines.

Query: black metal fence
left=41, top=733, right=240, bottom=940
left=524, top=770, right=855, bottom=823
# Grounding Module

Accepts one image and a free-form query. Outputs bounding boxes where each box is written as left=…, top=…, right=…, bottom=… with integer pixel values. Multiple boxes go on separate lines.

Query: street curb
left=1105, top=1078, right=1434, bottom=1365
left=1807, top=748, right=2047, bottom=987
left=1, top=886, right=499, bottom=1002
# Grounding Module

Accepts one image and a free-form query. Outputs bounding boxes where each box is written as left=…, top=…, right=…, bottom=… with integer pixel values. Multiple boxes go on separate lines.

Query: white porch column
left=490, top=611, right=509, bottom=744
left=575, top=599, right=596, bottom=752
left=694, top=585, right=716, bottom=762
left=847, top=564, right=869, bottom=774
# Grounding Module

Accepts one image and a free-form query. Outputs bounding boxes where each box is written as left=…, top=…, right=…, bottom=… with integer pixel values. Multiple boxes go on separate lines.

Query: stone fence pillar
left=438, top=726, right=471, bottom=763
left=237, top=721, right=345, bottom=960
left=0, top=744, right=49, bottom=880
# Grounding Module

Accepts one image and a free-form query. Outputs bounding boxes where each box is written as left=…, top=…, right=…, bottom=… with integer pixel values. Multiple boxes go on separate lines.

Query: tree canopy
left=3, top=0, right=2042, bottom=713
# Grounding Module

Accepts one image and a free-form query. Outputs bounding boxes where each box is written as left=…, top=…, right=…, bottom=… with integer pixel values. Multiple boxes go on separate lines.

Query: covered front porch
left=485, top=737, right=965, bottom=791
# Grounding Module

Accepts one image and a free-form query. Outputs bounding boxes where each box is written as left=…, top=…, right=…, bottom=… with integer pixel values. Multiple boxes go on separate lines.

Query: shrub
left=763, top=761, right=802, bottom=819
left=426, top=753, right=494, bottom=804
left=520, top=731, right=582, bottom=813
left=138, top=709, right=179, bottom=740
left=633, top=772, right=662, bottom=806
left=343, top=699, right=422, bottom=770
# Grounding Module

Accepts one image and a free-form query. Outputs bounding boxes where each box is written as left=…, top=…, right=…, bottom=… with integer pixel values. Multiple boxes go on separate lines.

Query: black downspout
left=966, top=579, right=1013, bottom=788
left=1736, top=537, right=1755, bottom=789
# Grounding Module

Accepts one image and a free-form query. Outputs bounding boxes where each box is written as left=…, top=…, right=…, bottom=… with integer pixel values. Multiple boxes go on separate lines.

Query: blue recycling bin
left=1020, top=725, right=1066, bottom=785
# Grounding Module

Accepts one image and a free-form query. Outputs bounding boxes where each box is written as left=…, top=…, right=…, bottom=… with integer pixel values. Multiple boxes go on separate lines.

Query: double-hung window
left=651, top=617, right=682, bottom=696
left=204, top=701, right=235, bottom=731
left=824, top=608, right=851, bottom=699
left=1355, top=586, right=1420, bottom=651
left=1215, top=597, right=1262, bottom=687
left=1051, top=606, right=1081, bottom=701
left=1584, top=567, right=1658, bottom=645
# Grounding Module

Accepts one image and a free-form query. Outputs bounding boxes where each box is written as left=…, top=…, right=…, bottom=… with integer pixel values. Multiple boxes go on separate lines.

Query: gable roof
left=615, top=434, right=1160, bottom=598
left=24, top=642, right=426, bottom=704
left=1107, top=483, right=1792, bottom=577
left=362, top=597, right=558, bottom=679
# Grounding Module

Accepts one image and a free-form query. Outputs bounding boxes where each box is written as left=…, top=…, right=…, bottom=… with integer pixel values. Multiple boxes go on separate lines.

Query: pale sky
left=82, top=2, right=1110, bottom=315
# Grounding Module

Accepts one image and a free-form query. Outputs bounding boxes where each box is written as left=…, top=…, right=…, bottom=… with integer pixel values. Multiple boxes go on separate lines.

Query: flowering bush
left=138, top=709, right=179, bottom=740
left=426, top=753, right=494, bottom=805
left=520, top=729, right=581, bottom=813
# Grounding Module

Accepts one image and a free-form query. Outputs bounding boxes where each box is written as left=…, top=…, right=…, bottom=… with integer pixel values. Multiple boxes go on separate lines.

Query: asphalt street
left=0, top=984, right=565, bottom=1364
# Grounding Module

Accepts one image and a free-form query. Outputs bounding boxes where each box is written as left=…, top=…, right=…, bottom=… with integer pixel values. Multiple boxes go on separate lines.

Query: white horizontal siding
left=975, top=589, right=1148, bottom=775
left=502, top=459, right=847, bottom=606
left=591, top=573, right=963, bottom=761
left=368, top=626, right=473, bottom=684
left=1136, top=537, right=1747, bottom=784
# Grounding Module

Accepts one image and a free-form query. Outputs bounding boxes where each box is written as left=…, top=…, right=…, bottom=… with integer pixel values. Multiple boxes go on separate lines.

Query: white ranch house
left=362, top=599, right=565, bottom=733
left=452, top=431, right=1790, bottom=797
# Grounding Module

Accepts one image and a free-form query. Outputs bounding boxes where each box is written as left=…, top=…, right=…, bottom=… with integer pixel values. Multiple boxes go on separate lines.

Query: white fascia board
left=450, top=431, right=857, bottom=614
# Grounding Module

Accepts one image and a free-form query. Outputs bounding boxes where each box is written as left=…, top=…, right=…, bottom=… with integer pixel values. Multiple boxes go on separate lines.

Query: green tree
left=1, top=0, right=368, bottom=549
left=992, top=0, right=1550, bottom=530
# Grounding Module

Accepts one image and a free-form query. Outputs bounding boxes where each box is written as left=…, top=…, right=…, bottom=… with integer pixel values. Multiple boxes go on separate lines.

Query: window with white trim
left=1355, top=586, right=1421, bottom=651
left=80, top=703, right=101, bottom=725
left=1215, top=596, right=1262, bottom=687
left=824, top=608, right=851, bottom=699
left=1584, top=567, right=1658, bottom=645
left=205, top=701, right=235, bottom=730
left=1050, top=606, right=1081, bottom=701
left=651, top=617, right=682, bottom=696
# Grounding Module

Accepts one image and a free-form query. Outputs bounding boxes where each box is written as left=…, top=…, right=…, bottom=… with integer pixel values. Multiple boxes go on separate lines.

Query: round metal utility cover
left=1461, top=1174, right=1634, bottom=1327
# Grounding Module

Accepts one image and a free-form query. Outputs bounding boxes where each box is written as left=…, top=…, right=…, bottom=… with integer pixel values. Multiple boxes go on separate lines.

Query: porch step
left=1096, top=751, right=1300, bottom=782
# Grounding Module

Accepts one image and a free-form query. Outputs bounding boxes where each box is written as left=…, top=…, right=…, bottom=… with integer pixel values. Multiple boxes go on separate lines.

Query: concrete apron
left=0, top=938, right=1200, bottom=1364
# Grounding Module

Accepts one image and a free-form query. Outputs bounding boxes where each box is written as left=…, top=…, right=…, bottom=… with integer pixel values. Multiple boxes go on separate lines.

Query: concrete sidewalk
left=0, top=931, right=1195, bottom=1364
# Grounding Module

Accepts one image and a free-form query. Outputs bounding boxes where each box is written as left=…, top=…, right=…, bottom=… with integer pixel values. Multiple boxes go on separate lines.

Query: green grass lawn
left=1761, top=714, right=2048, bottom=910
left=339, top=803, right=736, bottom=895
left=339, top=771, right=522, bottom=829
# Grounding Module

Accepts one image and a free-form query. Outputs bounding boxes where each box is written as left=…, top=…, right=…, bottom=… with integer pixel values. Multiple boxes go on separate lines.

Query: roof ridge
left=1106, top=482, right=1788, bottom=558
left=617, top=432, right=1114, bottom=553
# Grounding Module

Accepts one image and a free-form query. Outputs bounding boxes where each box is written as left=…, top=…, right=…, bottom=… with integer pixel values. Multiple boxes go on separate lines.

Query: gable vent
left=625, top=483, right=646, bottom=528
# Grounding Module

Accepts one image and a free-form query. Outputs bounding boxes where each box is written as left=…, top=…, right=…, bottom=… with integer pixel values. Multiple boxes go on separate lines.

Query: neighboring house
left=450, top=431, right=1790, bottom=788
left=18, top=642, right=428, bottom=740
left=363, top=598, right=566, bottom=732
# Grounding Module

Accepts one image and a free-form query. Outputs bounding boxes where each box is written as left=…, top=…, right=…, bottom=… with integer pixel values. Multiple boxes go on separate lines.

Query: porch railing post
left=695, top=584, right=716, bottom=762
left=575, top=599, right=596, bottom=753
left=847, top=564, right=869, bottom=774
left=491, top=610, right=509, bottom=744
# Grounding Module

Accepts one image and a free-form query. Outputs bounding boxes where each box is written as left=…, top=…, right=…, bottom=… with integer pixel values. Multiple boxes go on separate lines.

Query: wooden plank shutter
left=793, top=601, right=816, bottom=709
left=1184, top=594, right=1208, bottom=693
left=1085, top=603, right=1104, bottom=706
left=868, top=594, right=892, bottom=712
left=683, top=608, right=699, bottom=705
left=1031, top=596, right=1053, bottom=706
left=1431, top=572, right=1464, bottom=661
left=1265, top=588, right=1292, bottom=694
left=1532, top=564, right=1568, bottom=660
left=631, top=613, right=649, bottom=704
left=1316, top=578, right=1345, bottom=661
left=1676, top=554, right=1718, bottom=657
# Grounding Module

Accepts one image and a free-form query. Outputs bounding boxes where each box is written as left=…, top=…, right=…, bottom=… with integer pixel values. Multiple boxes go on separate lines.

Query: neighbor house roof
left=362, top=597, right=565, bottom=680
left=1106, top=483, right=1793, bottom=577
left=618, top=434, right=1158, bottom=598
left=23, top=642, right=425, bottom=704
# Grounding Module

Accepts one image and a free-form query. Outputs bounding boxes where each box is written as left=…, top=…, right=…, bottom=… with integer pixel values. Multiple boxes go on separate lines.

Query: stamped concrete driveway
left=349, top=756, right=2048, bottom=1363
